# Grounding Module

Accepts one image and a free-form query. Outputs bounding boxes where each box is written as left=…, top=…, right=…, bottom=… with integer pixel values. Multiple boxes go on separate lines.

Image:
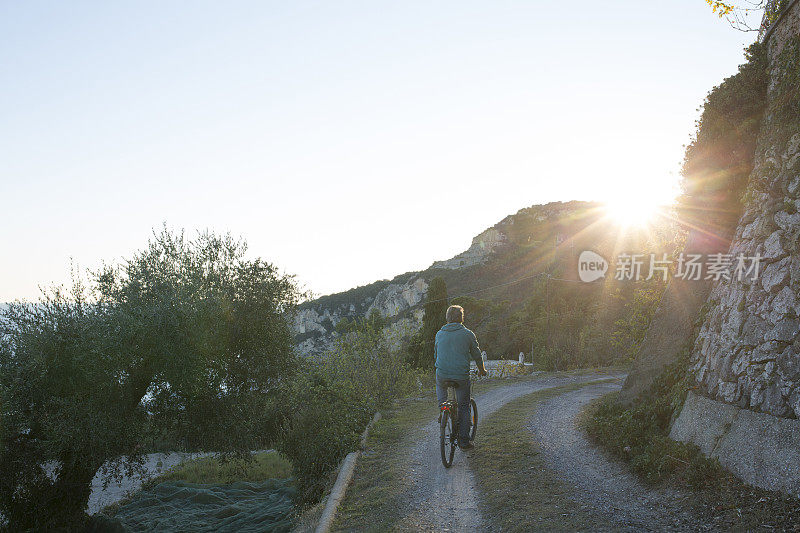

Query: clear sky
left=1, top=1, right=757, bottom=301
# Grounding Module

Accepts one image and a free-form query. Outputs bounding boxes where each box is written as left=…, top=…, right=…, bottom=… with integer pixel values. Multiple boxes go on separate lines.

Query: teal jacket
left=434, top=322, right=485, bottom=380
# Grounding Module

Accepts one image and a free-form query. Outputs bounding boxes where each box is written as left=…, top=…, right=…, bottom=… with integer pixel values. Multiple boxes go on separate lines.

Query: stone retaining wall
left=690, top=1, right=800, bottom=419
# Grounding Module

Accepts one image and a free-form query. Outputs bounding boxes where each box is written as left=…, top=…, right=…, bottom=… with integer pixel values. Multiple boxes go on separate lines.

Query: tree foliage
left=0, top=228, right=301, bottom=530
left=335, top=309, right=386, bottom=335
left=705, top=0, right=786, bottom=32
left=680, top=42, right=768, bottom=235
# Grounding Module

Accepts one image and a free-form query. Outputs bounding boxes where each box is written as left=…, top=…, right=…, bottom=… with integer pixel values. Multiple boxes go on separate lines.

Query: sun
left=603, top=194, right=667, bottom=228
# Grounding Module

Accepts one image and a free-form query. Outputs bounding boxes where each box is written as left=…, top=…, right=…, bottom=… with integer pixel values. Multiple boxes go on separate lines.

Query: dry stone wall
left=691, top=2, right=800, bottom=419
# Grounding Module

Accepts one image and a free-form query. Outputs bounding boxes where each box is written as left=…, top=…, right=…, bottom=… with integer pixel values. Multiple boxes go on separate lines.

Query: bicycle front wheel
left=469, top=398, right=478, bottom=441
left=440, top=411, right=456, bottom=468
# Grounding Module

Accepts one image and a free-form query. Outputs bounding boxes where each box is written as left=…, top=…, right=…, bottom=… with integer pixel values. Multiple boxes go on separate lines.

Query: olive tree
left=0, top=228, right=302, bottom=530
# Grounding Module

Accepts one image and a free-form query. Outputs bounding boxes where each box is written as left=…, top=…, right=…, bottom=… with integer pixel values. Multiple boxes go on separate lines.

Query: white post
left=519, top=352, right=525, bottom=364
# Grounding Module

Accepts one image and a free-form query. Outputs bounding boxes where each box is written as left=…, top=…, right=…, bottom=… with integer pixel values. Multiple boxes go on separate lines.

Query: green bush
left=277, top=368, right=370, bottom=504
left=407, top=277, right=448, bottom=369
left=609, top=286, right=663, bottom=363
left=278, top=321, right=421, bottom=505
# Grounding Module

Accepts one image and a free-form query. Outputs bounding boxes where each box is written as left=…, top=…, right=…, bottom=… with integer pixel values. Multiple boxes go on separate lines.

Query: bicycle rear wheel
left=469, top=398, right=478, bottom=441
left=440, top=411, right=456, bottom=468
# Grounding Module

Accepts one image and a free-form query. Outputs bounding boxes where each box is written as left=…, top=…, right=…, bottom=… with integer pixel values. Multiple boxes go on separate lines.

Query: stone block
left=788, top=176, right=800, bottom=196
left=742, top=315, right=769, bottom=346
left=761, top=256, right=791, bottom=293
left=765, top=318, right=800, bottom=343
left=670, top=391, right=739, bottom=455
left=777, top=346, right=800, bottom=382
left=763, top=230, right=784, bottom=260
left=775, top=211, right=800, bottom=231
left=768, top=286, right=798, bottom=324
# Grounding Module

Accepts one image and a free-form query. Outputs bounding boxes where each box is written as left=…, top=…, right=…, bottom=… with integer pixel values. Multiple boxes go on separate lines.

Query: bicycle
left=438, top=380, right=478, bottom=468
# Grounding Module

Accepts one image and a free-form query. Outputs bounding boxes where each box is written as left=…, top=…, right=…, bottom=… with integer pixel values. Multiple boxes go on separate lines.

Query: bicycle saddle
left=442, top=380, right=460, bottom=389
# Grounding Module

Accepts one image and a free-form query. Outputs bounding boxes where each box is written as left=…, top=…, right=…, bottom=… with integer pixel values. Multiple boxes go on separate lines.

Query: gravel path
left=396, top=371, right=625, bottom=531
left=529, top=381, right=703, bottom=532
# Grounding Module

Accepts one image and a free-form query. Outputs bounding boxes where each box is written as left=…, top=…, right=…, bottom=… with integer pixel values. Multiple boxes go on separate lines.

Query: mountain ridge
left=292, top=199, right=668, bottom=357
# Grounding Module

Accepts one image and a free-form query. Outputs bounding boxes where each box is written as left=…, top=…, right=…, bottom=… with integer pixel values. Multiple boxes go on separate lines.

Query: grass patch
left=147, top=451, right=293, bottom=486
left=470, top=380, right=616, bottom=532
left=583, top=391, right=724, bottom=487
left=582, top=354, right=723, bottom=488
left=331, top=396, right=438, bottom=532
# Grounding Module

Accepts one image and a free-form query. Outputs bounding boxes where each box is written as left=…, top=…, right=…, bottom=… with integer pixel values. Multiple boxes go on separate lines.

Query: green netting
left=105, top=479, right=295, bottom=532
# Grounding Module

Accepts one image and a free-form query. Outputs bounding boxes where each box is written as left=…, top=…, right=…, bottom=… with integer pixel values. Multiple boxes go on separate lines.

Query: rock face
left=691, top=6, right=800, bottom=419
left=430, top=226, right=507, bottom=269
left=293, top=276, right=428, bottom=356
left=293, top=221, right=510, bottom=356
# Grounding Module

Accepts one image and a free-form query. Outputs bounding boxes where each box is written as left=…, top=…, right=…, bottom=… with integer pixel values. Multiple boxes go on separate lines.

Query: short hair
left=446, top=305, right=464, bottom=323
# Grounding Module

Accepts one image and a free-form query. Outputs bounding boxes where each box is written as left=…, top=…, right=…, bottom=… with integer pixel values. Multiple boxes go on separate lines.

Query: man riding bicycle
left=434, top=305, right=487, bottom=450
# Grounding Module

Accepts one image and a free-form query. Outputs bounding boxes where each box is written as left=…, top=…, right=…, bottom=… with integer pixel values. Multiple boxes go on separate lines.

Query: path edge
left=314, top=411, right=381, bottom=533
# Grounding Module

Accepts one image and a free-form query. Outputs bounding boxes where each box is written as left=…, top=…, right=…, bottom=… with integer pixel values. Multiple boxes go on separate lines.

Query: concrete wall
left=671, top=391, right=800, bottom=496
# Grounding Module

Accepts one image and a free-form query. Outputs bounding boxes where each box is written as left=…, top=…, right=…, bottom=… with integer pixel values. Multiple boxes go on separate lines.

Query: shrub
left=585, top=352, right=726, bottom=488
left=407, top=277, right=448, bottom=369
left=278, top=320, right=421, bottom=505
left=276, top=367, right=370, bottom=504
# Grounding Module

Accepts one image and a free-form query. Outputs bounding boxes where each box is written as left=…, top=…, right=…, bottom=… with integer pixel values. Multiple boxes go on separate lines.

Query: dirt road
left=395, top=371, right=625, bottom=531
left=529, top=381, right=701, bottom=532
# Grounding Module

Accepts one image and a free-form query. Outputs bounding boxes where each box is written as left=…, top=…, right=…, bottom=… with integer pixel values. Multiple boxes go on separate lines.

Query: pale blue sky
left=1, top=1, right=756, bottom=301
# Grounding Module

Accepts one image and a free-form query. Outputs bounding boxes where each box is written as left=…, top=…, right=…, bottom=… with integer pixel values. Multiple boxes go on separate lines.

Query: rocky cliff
left=292, top=214, right=511, bottom=356
left=430, top=226, right=508, bottom=269
left=293, top=275, right=429, bottom=355
left=291, top=201, right=606, bottom=357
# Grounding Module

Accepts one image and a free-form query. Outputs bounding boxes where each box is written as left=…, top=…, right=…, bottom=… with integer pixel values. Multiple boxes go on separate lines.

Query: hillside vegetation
left=298, top=200, right=682, bottom=371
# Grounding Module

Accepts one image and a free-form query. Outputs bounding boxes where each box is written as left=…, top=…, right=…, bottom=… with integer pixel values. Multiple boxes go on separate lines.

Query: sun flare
left=603, top=193, right=671, bottom=228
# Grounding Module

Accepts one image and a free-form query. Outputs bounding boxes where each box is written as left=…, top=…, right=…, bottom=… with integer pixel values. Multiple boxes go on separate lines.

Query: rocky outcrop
left=293, top=219, right=512, bottom=356
left=431, top=226, right=507, bottom=270
left=690, top=3, right=800, bottom=419
left=366, top=277, right=428, bottom=317
left=293, top=276, right=428, bottom=356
